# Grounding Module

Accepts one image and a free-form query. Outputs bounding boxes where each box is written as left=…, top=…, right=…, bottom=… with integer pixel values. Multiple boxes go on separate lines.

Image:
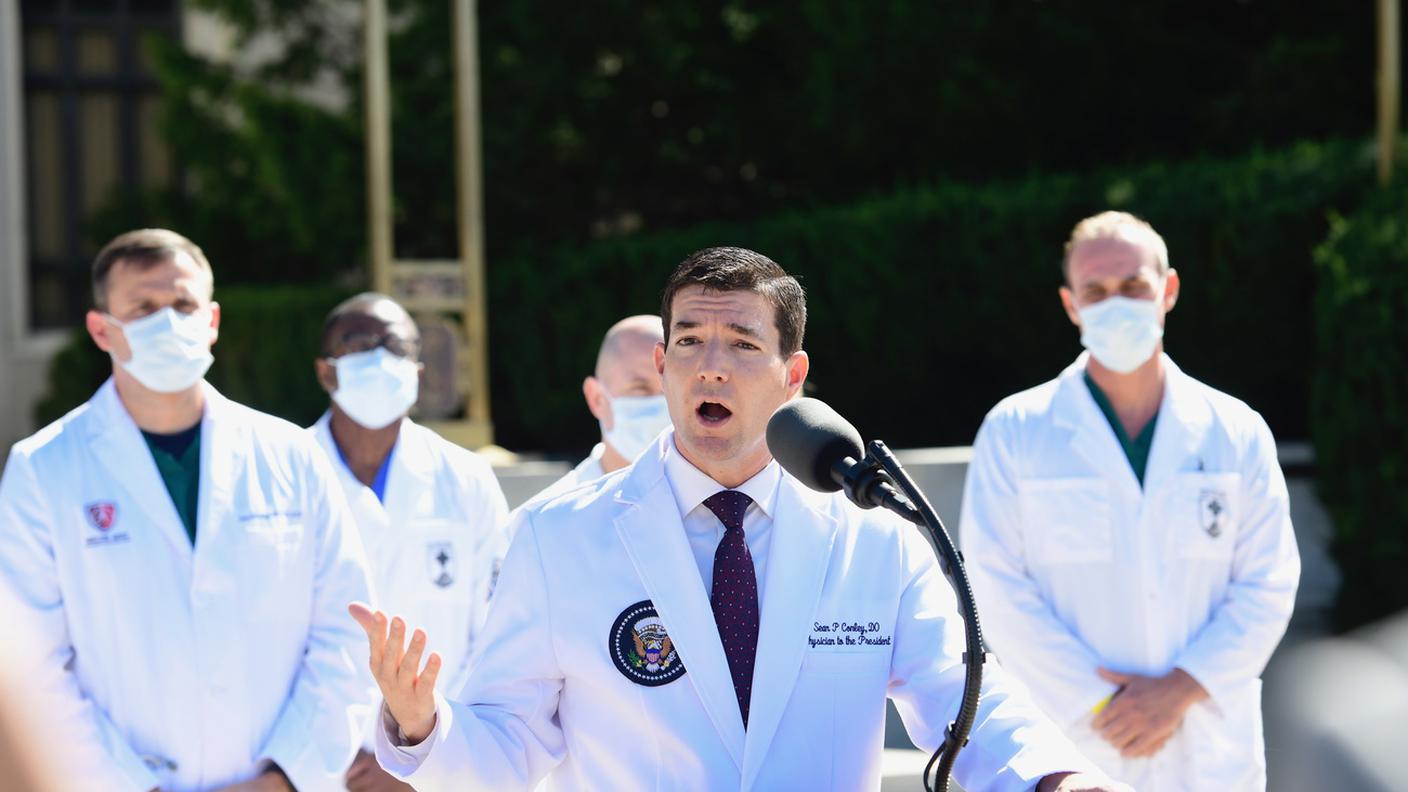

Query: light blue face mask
left=332, top=347, right=420, bottom=430
left=1078, top=295, right=1164, bottom=374
left=107, top=306, right=215, bottom=393
left=601, top=394, right=672, bottom=462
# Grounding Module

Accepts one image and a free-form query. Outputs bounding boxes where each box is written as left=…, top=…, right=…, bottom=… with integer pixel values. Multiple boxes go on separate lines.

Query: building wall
left=0, top=0, right=68, bottom=456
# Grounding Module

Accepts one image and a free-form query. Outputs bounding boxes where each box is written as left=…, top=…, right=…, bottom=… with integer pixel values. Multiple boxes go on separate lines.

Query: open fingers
left=380, top=616, right=408, bottom=681
left=398, top=629, right=428, bottom=688
left=349, top=604, right=389, bottom=673
left=417, top=651, right=443, bottom=695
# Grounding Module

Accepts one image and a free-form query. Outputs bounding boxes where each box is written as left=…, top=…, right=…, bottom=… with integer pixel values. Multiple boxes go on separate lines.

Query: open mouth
left=697, top=401, right=733, bottom=425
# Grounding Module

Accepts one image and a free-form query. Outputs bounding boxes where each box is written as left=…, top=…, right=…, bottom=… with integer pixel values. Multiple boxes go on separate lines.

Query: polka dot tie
left=703, top=489, right=759, bottom=728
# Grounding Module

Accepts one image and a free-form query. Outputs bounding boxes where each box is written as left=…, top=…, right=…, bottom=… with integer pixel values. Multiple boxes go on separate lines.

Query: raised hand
left=348, top=602, right=441, bottom=744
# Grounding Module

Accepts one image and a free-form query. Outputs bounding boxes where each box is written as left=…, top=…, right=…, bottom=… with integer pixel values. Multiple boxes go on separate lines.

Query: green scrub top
left=1084, top=370, right=1158, bottom=487
left=142, top=423, right=202, bottom=544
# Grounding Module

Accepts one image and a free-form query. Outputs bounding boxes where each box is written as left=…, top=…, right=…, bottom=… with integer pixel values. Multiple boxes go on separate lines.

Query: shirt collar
left=662, top=432, right=781, bottom=522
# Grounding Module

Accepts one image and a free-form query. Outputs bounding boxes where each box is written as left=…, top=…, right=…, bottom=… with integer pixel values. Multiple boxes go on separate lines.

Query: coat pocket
left=1017, top=477, right=1113, bottom=565
left=1170, top=472, right=1241, bottom=562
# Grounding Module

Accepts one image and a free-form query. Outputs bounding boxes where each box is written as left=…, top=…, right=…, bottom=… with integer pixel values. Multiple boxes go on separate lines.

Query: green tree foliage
left=486, top=138, right=1375, bottom=452
left=53, top=137, right=1378, bottom=457
left=1313, top=185, right=1408, bottom=628
left=92, top=0, right=1375, bottom=272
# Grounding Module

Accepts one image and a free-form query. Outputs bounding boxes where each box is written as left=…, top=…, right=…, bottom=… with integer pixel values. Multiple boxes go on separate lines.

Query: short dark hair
left=92, top=228, right=213, bottom=310
left=660, top=246, right=806, bottom=356
left=320, top=292, right=420, bottom=358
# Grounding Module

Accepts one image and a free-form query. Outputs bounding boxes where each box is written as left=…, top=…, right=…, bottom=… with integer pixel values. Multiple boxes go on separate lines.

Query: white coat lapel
left=197, top=384, right=242, bottom=553
left=313, top=414, right=380, bottom=507
left=1052, top=355, right=1141, bottom=497
left=87, top=379, right=193, bottom=564
left=612, top=440, right=746, bottom=771
left=382, top=419, right=436, bottom=524
left=312, top=412, right=393, bottom=564
left=741, top=475, right=838, bottom=791
left=1141, top=357, right=1212, bottom=494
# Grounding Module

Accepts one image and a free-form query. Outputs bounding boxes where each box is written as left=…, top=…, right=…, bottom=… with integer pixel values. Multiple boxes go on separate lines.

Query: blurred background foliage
left=1313, top=184, right=1408, bottom=628
left=42, top=0, right=1406, bottom=625
left=76, top=0, right=1380, bottom=442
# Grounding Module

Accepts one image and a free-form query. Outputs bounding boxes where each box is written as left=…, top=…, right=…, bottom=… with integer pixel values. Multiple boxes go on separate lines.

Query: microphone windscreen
left=766, top=397, right=864, bottom=493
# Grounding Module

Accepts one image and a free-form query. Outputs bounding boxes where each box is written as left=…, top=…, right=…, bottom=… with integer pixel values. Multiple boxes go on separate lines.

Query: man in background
left=962, top=211, right=1301, bottom=791
left=0, top=229, right=372, bottom=792
left=532, top=314, right=669, bottom=501
left=310, top=293, right=510, bottom=792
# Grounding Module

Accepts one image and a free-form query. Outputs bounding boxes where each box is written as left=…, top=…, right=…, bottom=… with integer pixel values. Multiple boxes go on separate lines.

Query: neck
left=113, top=371, right=205, bottom=433
left=673, top=435, right=770, bottom=489
left=599, top=441, right=630, bottom=474
left=329, top=408, right=400, bottom=486
left=1085, top=348, right=1166, bottom=435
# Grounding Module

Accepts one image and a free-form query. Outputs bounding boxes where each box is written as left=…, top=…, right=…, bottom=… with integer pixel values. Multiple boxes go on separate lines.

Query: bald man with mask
left=533, top=315, right=670, bottom=501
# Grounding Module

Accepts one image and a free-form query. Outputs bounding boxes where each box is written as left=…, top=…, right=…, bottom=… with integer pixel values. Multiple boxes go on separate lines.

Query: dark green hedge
left=490, top=138, right=1379, bottom=453
left=40, top=138, right=1378, bottom=457
left=35, top=285, right=353, bottom=429
left=1313, top=185, right=1408, bottom=629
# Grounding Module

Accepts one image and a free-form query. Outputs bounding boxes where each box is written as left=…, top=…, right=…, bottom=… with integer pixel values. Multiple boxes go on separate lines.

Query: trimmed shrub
left=489, top=138, right=1378, bottom=453
left=38, top=138, right=1379, bottom=458
left=1313, top=184, right=1408, bottom=629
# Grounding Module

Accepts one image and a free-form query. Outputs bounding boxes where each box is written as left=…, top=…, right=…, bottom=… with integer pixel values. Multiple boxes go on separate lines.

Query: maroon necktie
left=703, top=489, right=759, bottom=727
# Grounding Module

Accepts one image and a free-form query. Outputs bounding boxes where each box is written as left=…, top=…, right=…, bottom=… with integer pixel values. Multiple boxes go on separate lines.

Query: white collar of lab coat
left=310, top=412, right=435, bottom=514
left=1052, top=351, right=1215, bottom=492
left=572, top=443, right=607, bottom=481
left=87, top=377, right=235, bottom=566
left=661, top=436, right=781, bottom=523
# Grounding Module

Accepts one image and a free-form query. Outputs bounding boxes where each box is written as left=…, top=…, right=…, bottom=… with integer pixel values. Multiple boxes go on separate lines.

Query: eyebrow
left=672, top=319, right=763, bottom=339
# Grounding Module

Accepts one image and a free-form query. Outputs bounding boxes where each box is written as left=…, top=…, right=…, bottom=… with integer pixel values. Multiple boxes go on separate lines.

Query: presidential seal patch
left=609, top=600, right=686, bottom=687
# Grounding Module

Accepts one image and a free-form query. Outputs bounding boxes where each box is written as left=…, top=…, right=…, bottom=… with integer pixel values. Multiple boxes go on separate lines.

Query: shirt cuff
left=372, top=693, right=448, bottom=780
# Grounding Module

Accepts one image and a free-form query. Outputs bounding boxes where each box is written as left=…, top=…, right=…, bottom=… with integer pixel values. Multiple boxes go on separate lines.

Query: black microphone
left=767, top=398, right=919, bottom=521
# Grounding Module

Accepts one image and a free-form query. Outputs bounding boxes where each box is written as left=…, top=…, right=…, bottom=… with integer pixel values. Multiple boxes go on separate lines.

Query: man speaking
left=351, top=247, right=1122, bottom=791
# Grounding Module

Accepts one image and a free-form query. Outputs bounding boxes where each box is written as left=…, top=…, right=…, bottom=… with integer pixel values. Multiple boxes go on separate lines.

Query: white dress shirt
left=662, top=439, right=780, bottom=601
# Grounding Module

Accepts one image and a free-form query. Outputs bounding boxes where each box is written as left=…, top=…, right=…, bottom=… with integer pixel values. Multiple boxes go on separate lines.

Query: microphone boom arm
left=863, top=440, right=985, bottom=792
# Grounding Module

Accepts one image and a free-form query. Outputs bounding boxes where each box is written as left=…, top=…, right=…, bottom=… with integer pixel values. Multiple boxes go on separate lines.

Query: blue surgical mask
left=601, top=394, right=671, bottom=462
left=1078, top=296, right=1164, bottom=374
left=107, top=306, right=215, bottom=393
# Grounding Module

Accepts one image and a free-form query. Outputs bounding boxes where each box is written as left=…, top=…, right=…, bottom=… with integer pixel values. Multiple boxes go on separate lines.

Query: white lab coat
left=310, top=413, right=510, bottom=736
left=0, top=380, right=374, bottom=792
left=961, top=354, right=1301, bottom=792
left=376, top=431, right=1098, bottom=791
left=526, top=443, right=607, bottom=507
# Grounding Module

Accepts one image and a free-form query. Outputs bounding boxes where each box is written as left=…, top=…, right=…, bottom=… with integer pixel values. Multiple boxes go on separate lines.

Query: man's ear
left=208, top=301, right=221, bottom=346
left=1059, top=286, right=1082, bottom=329
left=785, top=351, right=809, bottom=398
left=85, top=310, right=114, bottom=354
left=315, top=358, right=338, bottom=394
left=584, top=376, right=610, bottom=424
left=1162, top=269, right=1180, bottom=313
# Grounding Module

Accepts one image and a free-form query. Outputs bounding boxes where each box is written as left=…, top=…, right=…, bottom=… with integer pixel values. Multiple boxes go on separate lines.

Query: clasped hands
left=1092, top=666, right=1208, bottom=759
